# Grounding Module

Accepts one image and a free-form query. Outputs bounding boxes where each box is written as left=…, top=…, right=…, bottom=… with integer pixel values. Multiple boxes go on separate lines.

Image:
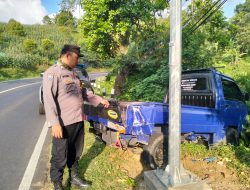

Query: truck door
left=220, top=78, right=247, bottom=131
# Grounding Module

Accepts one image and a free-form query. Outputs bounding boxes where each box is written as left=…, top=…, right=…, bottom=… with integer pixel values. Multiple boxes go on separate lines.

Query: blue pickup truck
left=83, top=68, right=249, bottom=168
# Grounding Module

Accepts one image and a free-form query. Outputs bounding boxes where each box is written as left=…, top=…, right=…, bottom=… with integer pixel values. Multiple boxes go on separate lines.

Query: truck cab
left=172, top=69, right=249, bottom=145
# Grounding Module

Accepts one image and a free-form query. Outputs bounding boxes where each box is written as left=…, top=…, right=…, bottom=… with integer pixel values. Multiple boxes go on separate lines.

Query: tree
left=181, top=0, right=231, bottom=69
left=78, top=0, right=168, bottom=59
left=60, top=0, right=80, bottom=12
left=231, top=0, right=250, bottom=55
left=55, top=10, right=75, bottom=27
left=6, top=19, right=26, bottom=37
left=23, top=39, right=37, bottom=53
left=42, top=15, right=53, bottom=25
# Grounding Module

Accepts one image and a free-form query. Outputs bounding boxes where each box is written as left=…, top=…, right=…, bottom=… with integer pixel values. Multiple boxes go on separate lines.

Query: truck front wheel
left=226, top=128, right=239, bottom=146
left=142, top=134, right=168, bottom=169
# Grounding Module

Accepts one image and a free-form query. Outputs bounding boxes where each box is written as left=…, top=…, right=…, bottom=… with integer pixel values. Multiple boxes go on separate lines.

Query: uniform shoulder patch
left=48, top=75, right=53, bottom=80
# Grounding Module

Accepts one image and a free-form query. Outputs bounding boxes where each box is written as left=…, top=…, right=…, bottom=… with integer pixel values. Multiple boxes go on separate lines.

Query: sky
left=0, top=0, right=246, bottom=25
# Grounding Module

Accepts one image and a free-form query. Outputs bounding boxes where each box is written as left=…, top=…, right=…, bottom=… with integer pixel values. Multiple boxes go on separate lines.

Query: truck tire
left=142, top=134, right=168, bottom=169
left=39, top=103, right=45, bottom=115
left=226, top=128, right=239, bottom=146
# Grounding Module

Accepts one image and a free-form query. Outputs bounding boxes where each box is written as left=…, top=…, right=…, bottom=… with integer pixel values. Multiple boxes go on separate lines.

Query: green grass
left=0, top=65, right=48, bottom=81
left=63, top=122, right=137, bottom=190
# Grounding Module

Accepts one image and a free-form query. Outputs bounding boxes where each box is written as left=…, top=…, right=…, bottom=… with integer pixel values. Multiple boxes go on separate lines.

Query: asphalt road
left=89, top=72, right=108, bottom=81
left=0, top=72, right=108, bottom=190
left=0, top=78, right=44, bottom=190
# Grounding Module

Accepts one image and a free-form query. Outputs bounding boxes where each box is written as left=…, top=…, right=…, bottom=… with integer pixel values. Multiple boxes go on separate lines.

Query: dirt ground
left=119, top=148, right=250, bottom=190
left=182, top=155, right=249, bottom=190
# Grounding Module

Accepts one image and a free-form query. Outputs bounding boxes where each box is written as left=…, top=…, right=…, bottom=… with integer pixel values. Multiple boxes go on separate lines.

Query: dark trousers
left=50, top=122, right=84, bottom=182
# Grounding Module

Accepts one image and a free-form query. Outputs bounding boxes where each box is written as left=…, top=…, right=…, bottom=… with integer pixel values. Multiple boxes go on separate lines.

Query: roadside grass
left=43, top=122, right=140, bottom=190
left=181, top=143, right=250, bottom=187
left=0, top=65, right=48, bottom=81
left=75, top=126, right=135, bottom=190
left=86, top=67, right=111, bottom=73
left=74, top=122, right=137, bottom=190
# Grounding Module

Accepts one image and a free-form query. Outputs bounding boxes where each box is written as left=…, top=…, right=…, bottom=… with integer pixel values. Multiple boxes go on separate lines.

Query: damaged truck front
left=84, top=68, right=249, bottom=168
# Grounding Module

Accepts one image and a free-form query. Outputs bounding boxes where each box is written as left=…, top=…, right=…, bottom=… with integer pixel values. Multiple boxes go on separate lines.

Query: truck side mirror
left=244, top=93, right=249, bottom=101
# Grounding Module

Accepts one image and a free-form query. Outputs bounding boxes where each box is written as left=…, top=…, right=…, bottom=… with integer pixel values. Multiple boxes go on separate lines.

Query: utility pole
left=167, top=0, right=182, bottom=185
left=144, top=0, right=211, bottom=189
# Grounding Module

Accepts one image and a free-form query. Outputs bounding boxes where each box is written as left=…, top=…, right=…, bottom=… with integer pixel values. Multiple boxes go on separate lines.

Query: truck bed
left=84, top=100, right=169, bottom=135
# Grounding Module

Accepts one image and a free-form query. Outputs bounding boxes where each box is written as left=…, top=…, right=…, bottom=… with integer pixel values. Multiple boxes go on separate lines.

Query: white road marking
left=18, top=122, right=49, bottom=190
left=0, top=82, right=41, bottom=94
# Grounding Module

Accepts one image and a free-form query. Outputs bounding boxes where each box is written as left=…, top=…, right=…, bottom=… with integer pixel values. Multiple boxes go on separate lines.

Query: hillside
left=0, top=21, right=77, bottom=80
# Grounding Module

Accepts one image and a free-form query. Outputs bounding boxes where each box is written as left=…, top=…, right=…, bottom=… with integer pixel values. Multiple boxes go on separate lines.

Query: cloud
left=0, top=0, right=47, bottom=24
left=72, top=5, right=84, bottom=19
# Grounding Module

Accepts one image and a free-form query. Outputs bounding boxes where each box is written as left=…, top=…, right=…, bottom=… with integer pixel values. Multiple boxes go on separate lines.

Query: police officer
left=43, top=44, right=109, bottom=190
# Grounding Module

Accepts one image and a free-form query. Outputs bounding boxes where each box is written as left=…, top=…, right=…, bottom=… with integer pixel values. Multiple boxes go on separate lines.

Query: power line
left=182, top=0, right=211, bottom=28
left=184, top=0, right=221, bottom=30
left=188, top=0, right=228, bottom=34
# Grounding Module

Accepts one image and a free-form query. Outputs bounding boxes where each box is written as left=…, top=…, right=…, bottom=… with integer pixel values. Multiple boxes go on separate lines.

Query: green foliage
left=0, top=34, right=4, bottom=47
left=217, top=57, right=250, bottom=93
left=41, top=39, right=55, bottom=59
left=0, top=53, right=45, bottom=69
left=109, top=0, right=250, bottom=102
left=240, top=116, right=250, bottom=147
left=60, top=0, right=79, bottom=11
left=0, top=24, right=76, bottom=71
left=41, top=39, right=55, bottom=51
left=125, top=67, right=168, bottom=101
left=5, top=19, right=26, bottom=37
left=23, top=39, right=38, bottom=53
left=110, top=25, right=169, bottom=101
left=42, top=15, right=53, bottom=25
left=55, top=10, right=75, bottom=27
left=231, top=0, right=250, bottom=55
left=0, top=65, right=48, bottom=81
left=78, top=0, right=168, bottom=59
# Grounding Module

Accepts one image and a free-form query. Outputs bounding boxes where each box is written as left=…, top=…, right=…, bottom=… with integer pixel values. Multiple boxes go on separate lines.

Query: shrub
left=23, top=39, right=38, bottom=53
left=6, top=19, right=26, bottom=37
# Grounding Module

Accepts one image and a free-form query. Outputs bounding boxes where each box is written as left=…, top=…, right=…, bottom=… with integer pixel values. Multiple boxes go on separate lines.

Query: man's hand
left=101, top=99, right=110, bottom=108
left=52, top=124, right=63, bottom=138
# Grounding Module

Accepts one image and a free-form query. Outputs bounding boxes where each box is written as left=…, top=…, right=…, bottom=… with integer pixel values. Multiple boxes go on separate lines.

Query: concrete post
left=167, top=0, right=182, bottom=185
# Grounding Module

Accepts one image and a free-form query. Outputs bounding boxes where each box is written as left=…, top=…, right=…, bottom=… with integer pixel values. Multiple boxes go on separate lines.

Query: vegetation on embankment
left=0, top=20, right=77, bottom=81
left=0, top=66, right=47, bottom=82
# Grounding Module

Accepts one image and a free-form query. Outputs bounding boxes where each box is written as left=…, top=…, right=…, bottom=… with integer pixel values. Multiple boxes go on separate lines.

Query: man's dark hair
left=60, top=44, right=83, bottom=57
